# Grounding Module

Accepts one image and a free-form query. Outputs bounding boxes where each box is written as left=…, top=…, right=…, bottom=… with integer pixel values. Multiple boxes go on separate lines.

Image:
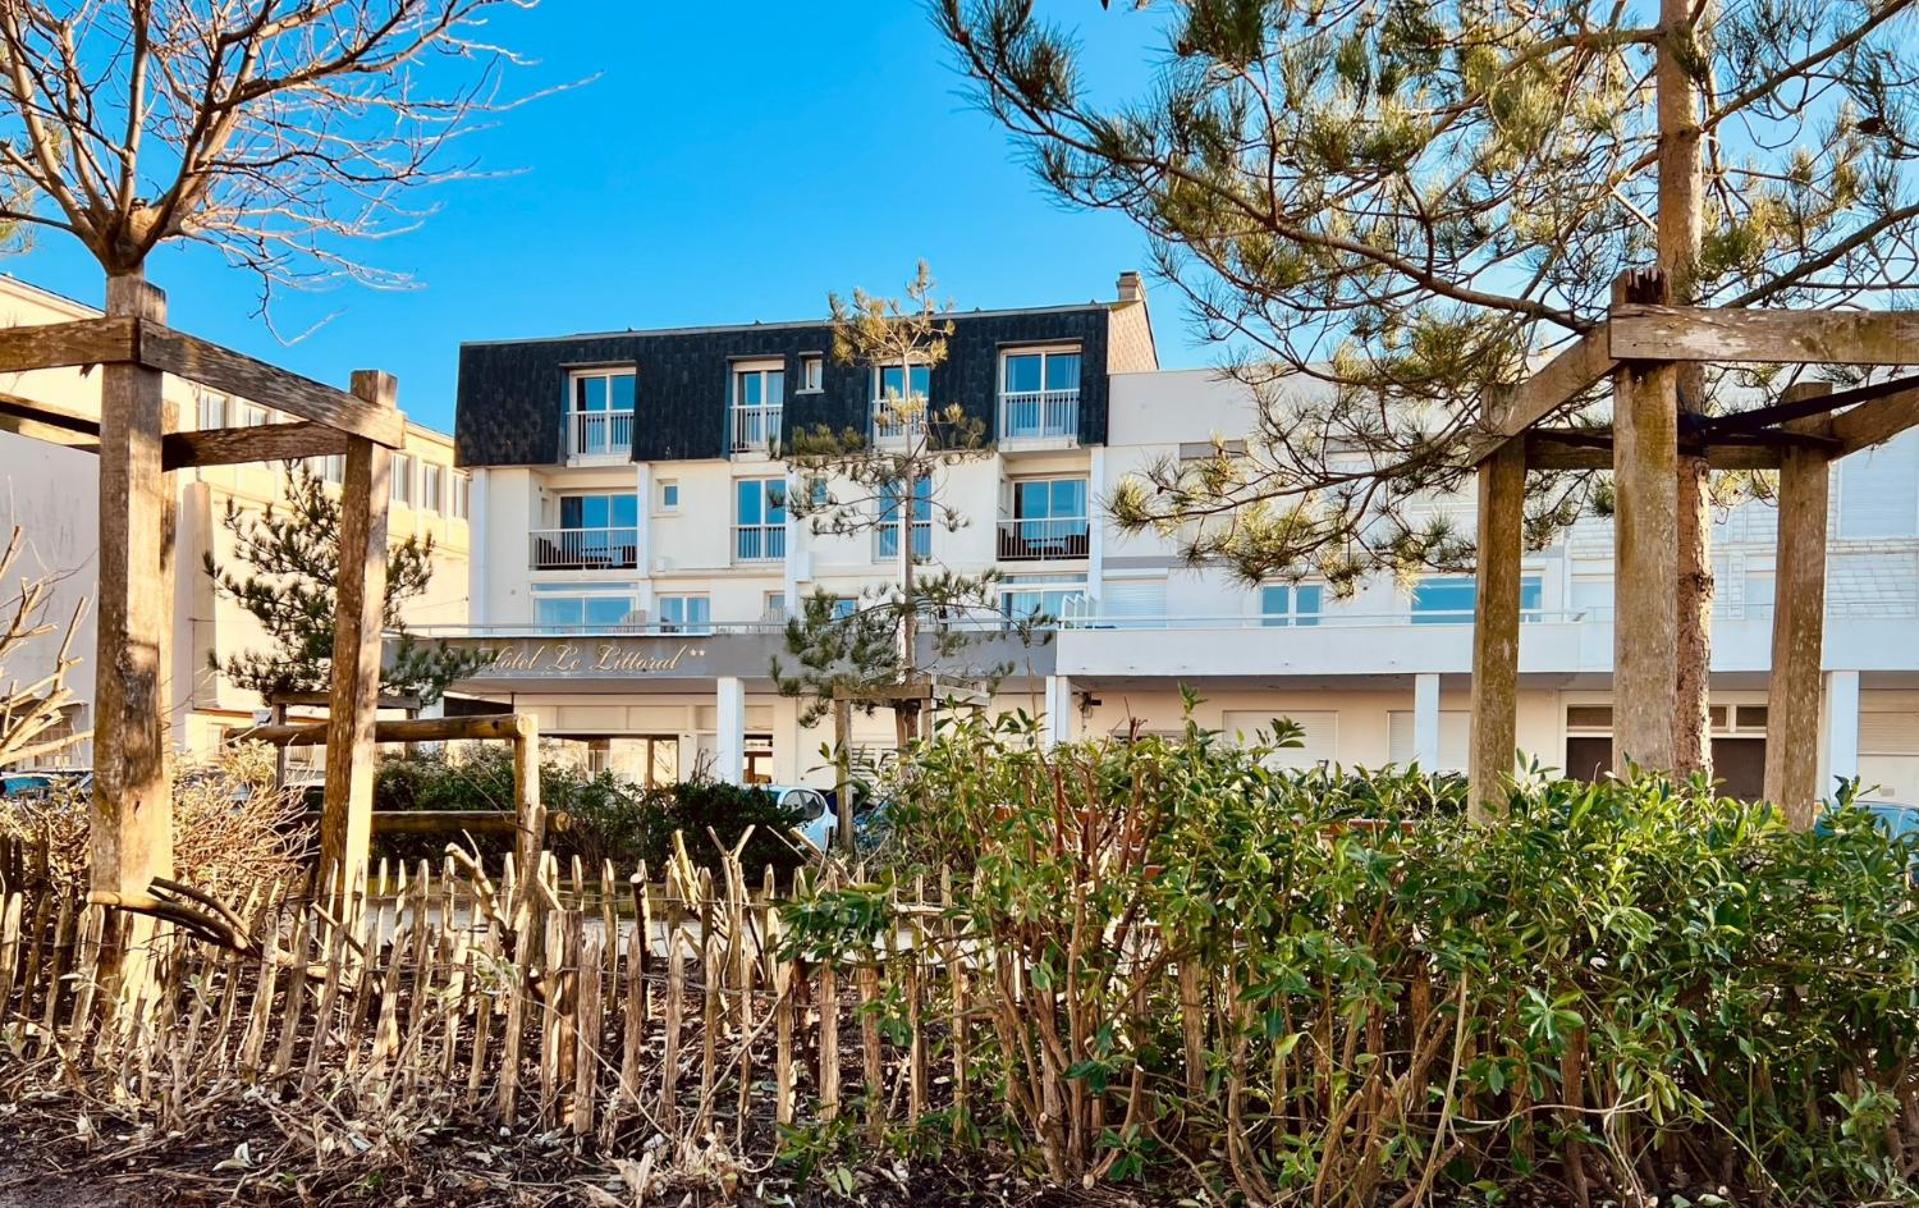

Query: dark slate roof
left=455, top=304, right=1114, bottom=467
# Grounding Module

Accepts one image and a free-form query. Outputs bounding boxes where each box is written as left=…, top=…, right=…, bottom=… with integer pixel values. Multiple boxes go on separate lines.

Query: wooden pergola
left=0, top=278, right=400, bottom=918
left=1466, top=268, right=1919, bottom=822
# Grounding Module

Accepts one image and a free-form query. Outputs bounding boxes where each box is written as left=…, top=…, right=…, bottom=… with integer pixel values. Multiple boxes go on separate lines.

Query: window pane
left=738, top=372, right=761, bottom=407
left=1016, top=480, right=1047, bottom=518
left=766, top=370, right=785, bottom=406
left=1412, top=577, right=1475, bottom=623
left=1052, top=478, right=1086, bottom=516
left=585, top=597, right=631, bottom=626
left=1044, top=352, right=1081, bottom=391
left=660, top=597, right=684, bottom=625
left=537, top=598, right=585, bottom=626
left=1004, top=354, right=1041, bottom=393
left=737, top=479, right=762, bottom=525
left=688, top=596, right=711, bottom=626
left=1520, top=575, right=1544, bottom=615
left=611, top=493, right=638, bottom=528
left=1295, top=584, right=1322, bottom=626
left=577, top=376, right=607, bottom=412
left=609, top=372, right=635, bottom=410
left=765, top=482, right=786, bottom=524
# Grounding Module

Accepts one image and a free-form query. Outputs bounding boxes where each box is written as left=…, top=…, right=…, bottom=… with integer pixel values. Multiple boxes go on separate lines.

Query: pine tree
left=775, top=263, right=1046, bottom=747
left=205, top=461, right=486, bottom=706
left=938, top=0, right=1919, bottom=775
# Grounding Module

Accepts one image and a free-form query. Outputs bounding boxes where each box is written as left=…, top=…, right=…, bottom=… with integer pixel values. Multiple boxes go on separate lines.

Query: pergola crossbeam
left=0, top=316, right=404, bottom=448
left=1612, top=304, right=1919, bottom=365
left=1466, top=324, right=1617, bottom=464
left=162, top=420, right=349, bottom=470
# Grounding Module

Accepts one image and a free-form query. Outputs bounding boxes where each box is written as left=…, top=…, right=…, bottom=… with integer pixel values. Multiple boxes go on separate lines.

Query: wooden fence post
left=91, top=272, right=174, bottom=999
left=1468, top=435, right=1526, bottom=820
left=320, top=371, right=396, bottom=889
left=1764, top=383, right=1833, bottom=826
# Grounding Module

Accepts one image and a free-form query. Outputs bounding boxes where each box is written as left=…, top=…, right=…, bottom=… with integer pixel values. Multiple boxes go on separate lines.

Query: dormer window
left=731, top=360, right=784, bottom=454
left=568, top=368, right=635, bottom=457
left=998, top=346, right=1080, bottom=442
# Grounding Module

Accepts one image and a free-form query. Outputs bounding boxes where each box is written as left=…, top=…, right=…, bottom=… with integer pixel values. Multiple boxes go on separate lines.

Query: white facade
left=454, top=360, right=1919, bottom=802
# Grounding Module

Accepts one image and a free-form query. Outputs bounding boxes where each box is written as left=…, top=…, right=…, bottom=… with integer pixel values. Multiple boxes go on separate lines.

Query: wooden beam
left=319, top=372, right=396, bottom=887
left=1829, top=378, right=1919, bottom=456
left=161, top=420, right=350, bottom=470
left=1467, top=439, right=1525, bottom=821
left=296, top=808, right=570, bottom=837
left=1764, top=383, right=1831, bottom=827
left=240, top=712, right=532, bottom=748
left=1463, top=325, right=1617, bottom=463
left=137, top=324, right=405, bottom=448
left=89, top=275, right=172, bottom=1002
left=0, top=316, right=137, bottom=373
left=0, top=391, right=99, bottom=448
left=1611, top=304, right=1919, bottom=365
left=1611, top=281, right=1680, bottom=774
left=1525, top=430, right=1786, bottom=470
left=1689, top=372, right=1919, bottom=441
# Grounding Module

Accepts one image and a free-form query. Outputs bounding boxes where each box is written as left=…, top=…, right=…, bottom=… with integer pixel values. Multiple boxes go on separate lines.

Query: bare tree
left=938, top=0, right=1919, bottom=777
left=0, top=0, right=540, bottom=303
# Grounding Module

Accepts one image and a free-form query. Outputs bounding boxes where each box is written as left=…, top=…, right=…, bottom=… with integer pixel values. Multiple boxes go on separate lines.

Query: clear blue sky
left=8, top=3, right=1199, bottom=434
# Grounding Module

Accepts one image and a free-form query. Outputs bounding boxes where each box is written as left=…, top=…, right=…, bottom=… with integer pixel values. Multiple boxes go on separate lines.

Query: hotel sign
left=482, top=640, right=709, bottom=676
left=433, top=632, right=788, bottom=684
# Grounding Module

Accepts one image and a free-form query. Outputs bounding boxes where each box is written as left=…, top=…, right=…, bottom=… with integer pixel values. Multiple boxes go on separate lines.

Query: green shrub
left=371, top=750, right=810, bottom=878
left=783, top=710, right=1919, bottom=1205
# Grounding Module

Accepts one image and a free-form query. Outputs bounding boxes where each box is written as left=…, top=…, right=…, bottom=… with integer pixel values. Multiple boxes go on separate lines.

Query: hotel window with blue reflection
left=1259, top=583, right=1322, bottom=627
left=1412, top=575, right=1543, bottom=624
left=532, top=582, right=636, bottom=630
left=876, top=477, right=932, bottom=560
left=734, top=478, right=787, bottom=561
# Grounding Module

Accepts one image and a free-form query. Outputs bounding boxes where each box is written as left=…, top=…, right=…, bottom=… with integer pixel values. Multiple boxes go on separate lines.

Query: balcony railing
left=870, top=399, right=928, bottom=444
left=999, top=389, right=1079, bottom=442
left=731, top=405, right=782, bottom=454
left=570, top=409, right=634, bottom=458
left=734, top=523, right=787, bottom=562
left=997, top=517, right=1090, bottom=561
left=529, top=526, right=639, bottom=570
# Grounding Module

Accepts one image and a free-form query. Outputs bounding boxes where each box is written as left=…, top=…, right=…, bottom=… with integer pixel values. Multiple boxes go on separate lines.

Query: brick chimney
left=1116, top=270, right=1145, bottom=304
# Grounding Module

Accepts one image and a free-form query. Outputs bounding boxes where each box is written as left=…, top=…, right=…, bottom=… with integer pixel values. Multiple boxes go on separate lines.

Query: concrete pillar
left=1044, top=676, right=1074, bottom=748
left=715, top=676, right=746, bottom=785
left=1824, top=669, right=1861, bottom=795
left=1413, top=672, right=1441, bottom=769
left=1086, top=448, right=1107, bottom=610
left=468, top=469, right=488, bottom=625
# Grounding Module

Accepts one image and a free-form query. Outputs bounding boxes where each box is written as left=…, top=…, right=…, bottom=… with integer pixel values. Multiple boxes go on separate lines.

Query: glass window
left=735, top=478, right=787, bottom=560
left=878, top=476, right=933, bottom=560
left=451, top=472, right=470, bottom=519
left=560, top=493, right=639, bottom=530
left=734, top=365, right=785, bottom=408
left=571, top=369, right=635, bottom=413
left=1259, top=583, right=1323, bottom=627
left=421, top=463, right=444, bottom=513
left=658, top=480, right=679, bottom=511
left=1013, top=477, right=1087, bottom=520
left=1001, top=348, right=1080, bottom=394
left=391, top=453, right=415, bottom=505
left=801, top=356, right=824, bottom=392
left=658, top=595, right=711, bottom=633
left=876, top=363, right=931, bottom=400
left=763, top=592, right=788, bottom=621
left=196, top=391, right=227, bottom=430
left=1002, top=586, right=1087, bottom=620
left=1412, top=575, right=1542, bottom=624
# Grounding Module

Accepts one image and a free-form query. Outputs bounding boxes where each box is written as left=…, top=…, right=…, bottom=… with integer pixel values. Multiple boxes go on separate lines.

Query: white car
left=760, top=784, right=836, bottom=852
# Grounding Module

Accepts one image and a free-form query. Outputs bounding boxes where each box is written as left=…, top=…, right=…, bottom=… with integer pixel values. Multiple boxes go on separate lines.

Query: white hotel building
left=444, top=275, right=1919, bottom=801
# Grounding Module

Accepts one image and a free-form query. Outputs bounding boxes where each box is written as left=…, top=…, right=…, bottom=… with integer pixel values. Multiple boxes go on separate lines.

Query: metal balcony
left=529, top=526, right=639, bottom=571
left=731, top=405, right=782, bottom=454
left=997, top=517, right=1091, bottom=561
left=998, top=389, right=1078, bottom=442
left=569, top=409, right=634, bottom=458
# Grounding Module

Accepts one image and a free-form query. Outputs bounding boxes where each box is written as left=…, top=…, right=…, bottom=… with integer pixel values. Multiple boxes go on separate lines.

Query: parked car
left=0, top=769, right=90, bottom=801
left=1821, top=799, right=1919, bottom=881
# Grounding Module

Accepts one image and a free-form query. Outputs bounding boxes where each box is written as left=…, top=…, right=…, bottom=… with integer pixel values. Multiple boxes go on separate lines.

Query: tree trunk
left=897, top=354, right=919, bottom=757
left=1659, top=0, right=1713, bottom=779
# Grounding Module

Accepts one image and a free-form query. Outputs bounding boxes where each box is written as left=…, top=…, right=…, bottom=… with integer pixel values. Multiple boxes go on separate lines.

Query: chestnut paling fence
left=0, top=833, right=976, bottom=1159
left=2, top=822, right=1913, bottom=1207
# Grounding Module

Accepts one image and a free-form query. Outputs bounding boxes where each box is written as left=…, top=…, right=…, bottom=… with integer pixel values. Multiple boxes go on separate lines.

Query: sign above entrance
left=432, top=631, right=787, bottom=684
left=484, top=640, right=707, bottom=676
